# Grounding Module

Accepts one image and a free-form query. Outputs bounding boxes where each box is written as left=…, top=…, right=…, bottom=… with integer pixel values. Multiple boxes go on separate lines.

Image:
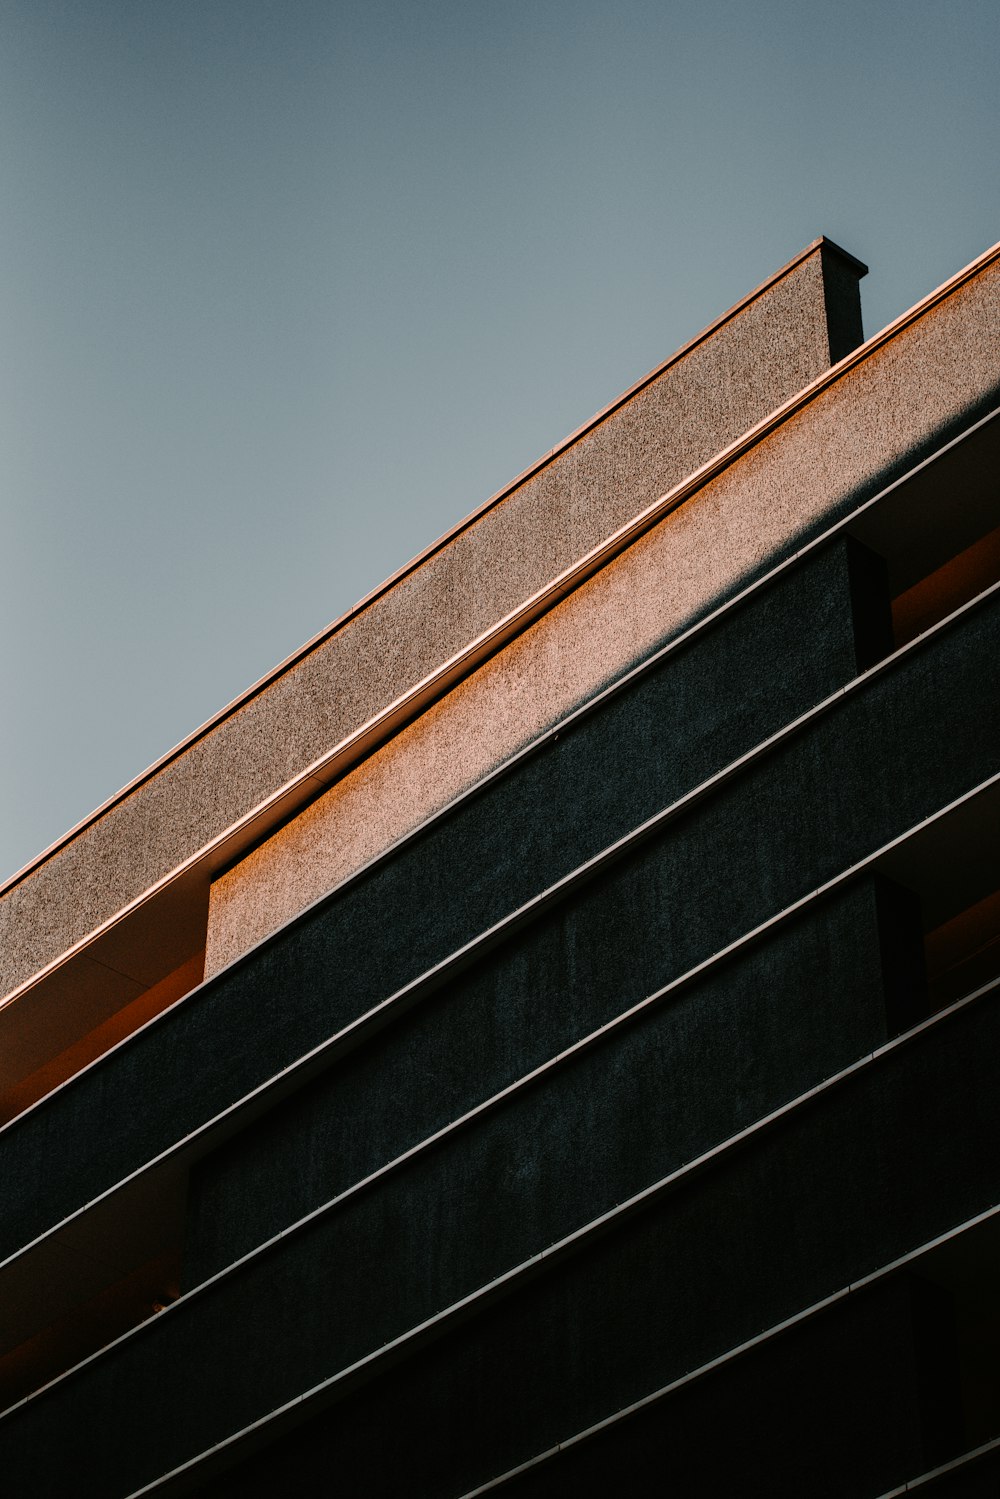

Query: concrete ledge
left=205, top=248, right=1000, bottom=971
left=1, top=240, right=997, bottom=1131
left=0, top=240, right=863, bottom=998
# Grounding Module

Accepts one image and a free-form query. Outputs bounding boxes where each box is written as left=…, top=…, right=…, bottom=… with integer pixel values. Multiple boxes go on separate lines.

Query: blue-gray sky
left=2, top=0, right=998, bottom=884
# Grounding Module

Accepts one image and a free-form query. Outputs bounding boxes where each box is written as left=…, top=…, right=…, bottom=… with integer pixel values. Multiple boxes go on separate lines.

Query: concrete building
left=1, top=234, right=999, bottom=1496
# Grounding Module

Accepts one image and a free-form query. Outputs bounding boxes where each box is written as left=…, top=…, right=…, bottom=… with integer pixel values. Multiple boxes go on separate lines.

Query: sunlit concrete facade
left=2, top=237, right=1000, bottom=1496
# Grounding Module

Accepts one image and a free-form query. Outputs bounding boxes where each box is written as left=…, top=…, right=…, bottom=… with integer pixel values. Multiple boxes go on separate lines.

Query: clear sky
left=2, top=0, right=998, bottom=884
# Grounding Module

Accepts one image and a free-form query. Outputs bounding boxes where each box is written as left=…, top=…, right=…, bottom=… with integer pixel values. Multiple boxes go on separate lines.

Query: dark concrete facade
left=2, top=239, right=1000, bottom=1497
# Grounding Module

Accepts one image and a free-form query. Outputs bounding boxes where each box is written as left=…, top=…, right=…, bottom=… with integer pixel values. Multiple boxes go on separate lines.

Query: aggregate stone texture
left=5, top=249, right=999, bottom=999
left=204, top=253, right=1000, bottom=972
left=203, top=526, right=866, bottom=971
left=202, top=530, right=875, bottom=973
left=0, top=244, right=859, bottom=997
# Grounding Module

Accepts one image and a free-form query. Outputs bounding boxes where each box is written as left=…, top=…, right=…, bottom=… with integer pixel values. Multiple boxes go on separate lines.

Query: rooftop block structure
left=2, top=235, right=1000, bottom=1496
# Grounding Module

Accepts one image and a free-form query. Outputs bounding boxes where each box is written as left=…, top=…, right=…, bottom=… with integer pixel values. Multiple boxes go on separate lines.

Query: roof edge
left=10, top=236, right=996, bottom=901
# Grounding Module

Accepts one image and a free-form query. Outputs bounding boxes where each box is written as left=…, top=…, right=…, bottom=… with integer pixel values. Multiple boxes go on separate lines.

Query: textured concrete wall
left=202, top=534, right=869, bottom=975
left=205, top=252, right=1000, bottom=974
left=5, top=989, right=995, bottom=1494
left=0, top=242, right=861, bottom=1000
left=191, top=877, right=898, bottom=1281
left=193, top=1280, right=945, bottom=1497
left=4, top=592, right=996, bottom=1269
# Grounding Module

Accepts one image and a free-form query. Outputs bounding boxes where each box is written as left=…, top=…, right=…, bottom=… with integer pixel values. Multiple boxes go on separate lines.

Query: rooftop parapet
left=0, top=238, right=865, bottom=1004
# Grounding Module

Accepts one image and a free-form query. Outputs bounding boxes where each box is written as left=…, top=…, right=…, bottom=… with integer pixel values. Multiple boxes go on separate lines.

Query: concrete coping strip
left=96, top=971, right=1000, bottom=1497
left=4, top=395, right=998, bottom=1029
left=4, top=770, right=999, bottom=1443
left=3, top=235, right=994, bottom=908
left=0, top=235, right=867, bottom=899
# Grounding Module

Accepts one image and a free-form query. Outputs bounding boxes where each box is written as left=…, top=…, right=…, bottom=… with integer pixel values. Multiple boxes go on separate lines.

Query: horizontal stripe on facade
left=13, top=968, right=998, bottom=1499
left=0, top=583, right=996, bottom=1279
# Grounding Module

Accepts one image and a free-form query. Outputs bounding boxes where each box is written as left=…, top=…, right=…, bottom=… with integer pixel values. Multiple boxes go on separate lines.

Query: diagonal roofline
left=1, top=237, right=861, bottom=896
left=8, top=233, right=995, bottom=903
